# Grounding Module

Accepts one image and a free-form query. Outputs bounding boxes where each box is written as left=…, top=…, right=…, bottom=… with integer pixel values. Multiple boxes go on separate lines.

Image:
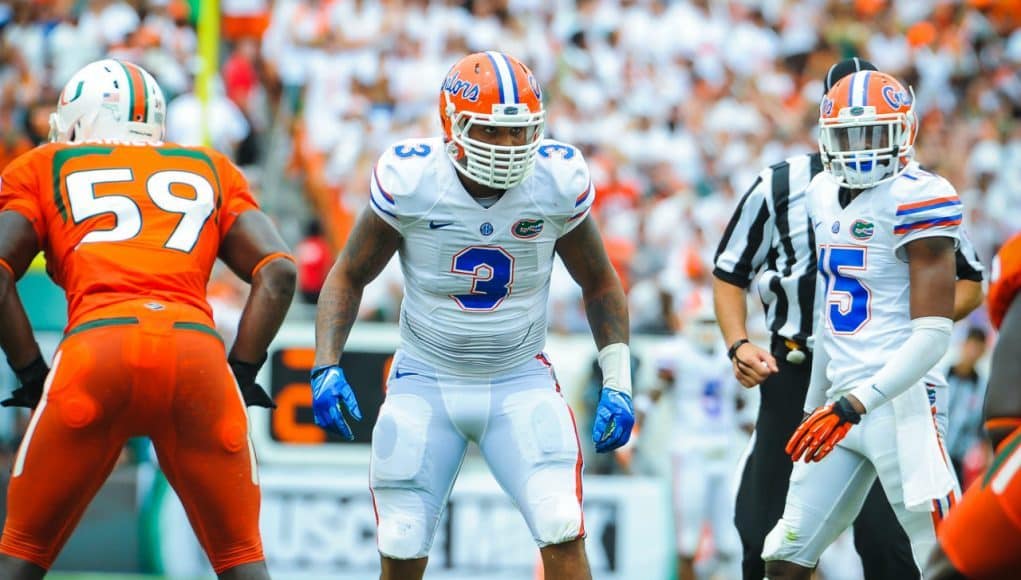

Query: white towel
left=893, top=383, right=954, bottom=512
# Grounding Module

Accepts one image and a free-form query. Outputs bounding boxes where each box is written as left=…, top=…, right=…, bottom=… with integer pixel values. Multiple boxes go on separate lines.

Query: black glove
left=2, top=354, right=50, bottom=409
left=228, top=355, right=277, bottom=409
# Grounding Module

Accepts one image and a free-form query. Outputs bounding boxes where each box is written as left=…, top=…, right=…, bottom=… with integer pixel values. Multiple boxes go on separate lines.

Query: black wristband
left=11, top=354, right=49, bottom=386
left=834, top=396, right=863, bottom=425
left=727, top=338, right=750, bottom=361
left=228, top=354, right=267, bottom=387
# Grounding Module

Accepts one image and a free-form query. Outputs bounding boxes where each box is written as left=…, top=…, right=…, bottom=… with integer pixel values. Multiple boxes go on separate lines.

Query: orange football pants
left=0, top=305, right=263, bottom=573
left=938, top=426, right=1021, bottom=579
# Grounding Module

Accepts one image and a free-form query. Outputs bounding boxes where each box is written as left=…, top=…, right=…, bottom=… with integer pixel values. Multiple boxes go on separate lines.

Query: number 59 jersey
left=809, top=161, right=961, bottom=396
left=0, top=141, right=258, bottom=328
left=369, top=137, right=595, bottom=375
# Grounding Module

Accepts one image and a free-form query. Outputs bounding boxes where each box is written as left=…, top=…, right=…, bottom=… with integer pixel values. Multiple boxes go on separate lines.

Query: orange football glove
left=786, top=396, right=862, bottom=463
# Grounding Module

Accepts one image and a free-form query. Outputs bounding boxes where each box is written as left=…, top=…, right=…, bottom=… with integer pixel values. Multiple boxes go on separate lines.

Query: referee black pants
left=734, top=352, right=919, bottom=580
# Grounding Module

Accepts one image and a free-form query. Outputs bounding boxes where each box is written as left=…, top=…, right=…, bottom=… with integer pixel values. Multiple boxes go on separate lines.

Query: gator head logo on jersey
left=851, top=219, right=874, bottom=241
left=50, top=59, right=165, bottom=144
left=818, top=71, right=917, bottom=190
left=439, top=52, right=545, bottom=191
left=512, top=218, right=544, bottom=239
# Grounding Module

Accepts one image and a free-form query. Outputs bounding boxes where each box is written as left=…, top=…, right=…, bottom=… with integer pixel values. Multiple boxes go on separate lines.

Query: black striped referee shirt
left=713, top=153, right=984, bottom=349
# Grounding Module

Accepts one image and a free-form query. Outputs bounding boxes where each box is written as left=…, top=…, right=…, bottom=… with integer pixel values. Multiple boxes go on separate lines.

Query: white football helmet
left=684, top=300, right=721, bottom=355
left=49, top=59, right=166, bottom=144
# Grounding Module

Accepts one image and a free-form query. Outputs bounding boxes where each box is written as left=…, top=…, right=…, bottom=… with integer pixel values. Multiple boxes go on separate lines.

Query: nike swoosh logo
left=394, top=370, right=420, bottom=379
left=429, top=221, right=454, bottom=229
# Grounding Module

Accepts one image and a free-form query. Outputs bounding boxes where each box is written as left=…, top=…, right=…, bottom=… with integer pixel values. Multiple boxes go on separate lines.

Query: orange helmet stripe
left=119, top=61, right=148, bottom=123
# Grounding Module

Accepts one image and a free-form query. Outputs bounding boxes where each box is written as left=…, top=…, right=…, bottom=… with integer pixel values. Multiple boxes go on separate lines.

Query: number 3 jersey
left=0, top=141, right=258, bottom=329
left=808, top=161, right=962, bottom=397
left=369, top=137, right=595, bottom=375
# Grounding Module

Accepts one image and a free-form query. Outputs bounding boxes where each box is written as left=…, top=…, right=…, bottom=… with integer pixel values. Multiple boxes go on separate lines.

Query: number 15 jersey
left=0, top=141, right=258, bottom=329
left=809, top=161, right=961, bottom=397
left=369, top=137, right=595, bottom=375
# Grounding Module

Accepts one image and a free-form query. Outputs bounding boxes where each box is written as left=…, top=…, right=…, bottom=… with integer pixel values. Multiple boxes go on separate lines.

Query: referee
left=713, top=58, right=985, bottom=580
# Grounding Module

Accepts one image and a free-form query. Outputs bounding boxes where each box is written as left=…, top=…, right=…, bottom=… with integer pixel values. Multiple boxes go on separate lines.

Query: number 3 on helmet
left=439, top=51, right=545, bottom=190
left=818, top=71, right=917, bottom=189
left=50, top=59, right=166, bottom=144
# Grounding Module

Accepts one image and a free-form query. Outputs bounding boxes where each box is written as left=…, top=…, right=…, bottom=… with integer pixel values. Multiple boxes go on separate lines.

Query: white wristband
left=598, top=343, right=632, bottom=397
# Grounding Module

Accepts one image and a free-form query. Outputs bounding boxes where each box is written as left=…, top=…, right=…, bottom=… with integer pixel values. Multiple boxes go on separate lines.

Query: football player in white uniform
left=311, top=52, right=632, bottom=580
left=762, top=71, right=961, bottom=578
left=636, top=302, right=752, bottom=580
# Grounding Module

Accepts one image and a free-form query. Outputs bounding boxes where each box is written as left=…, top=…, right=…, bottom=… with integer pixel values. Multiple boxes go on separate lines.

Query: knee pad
left=761, top=520, right=815, bottom=568
left=525, top=468, right=583, bottom=546
left=374, top=492, right=431, bottom=559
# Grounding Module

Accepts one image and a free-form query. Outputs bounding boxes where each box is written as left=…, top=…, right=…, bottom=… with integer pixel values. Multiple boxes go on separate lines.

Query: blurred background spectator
left=2, top=0, right=1017, bottom=334
left=945, top=326, right=990, bottom=488
left=295, top=218, right=331, bottom=304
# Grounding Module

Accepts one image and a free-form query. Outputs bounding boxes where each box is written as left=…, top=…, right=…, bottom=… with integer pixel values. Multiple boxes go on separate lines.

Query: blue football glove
left=592, top=388, right=635, bottom=453
left=310, top=365, right=363, bottom=440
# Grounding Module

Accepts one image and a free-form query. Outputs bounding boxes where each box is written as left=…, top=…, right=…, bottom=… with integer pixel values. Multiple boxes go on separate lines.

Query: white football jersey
left=654, top=339, right=741, bottom=450
left=369, top=137, right=594, bottom=374
left=808, top=161, right=962, bottom=398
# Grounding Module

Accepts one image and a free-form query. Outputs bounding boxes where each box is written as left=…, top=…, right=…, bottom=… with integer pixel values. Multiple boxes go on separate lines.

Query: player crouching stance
left=762, top=71, right=961, bottom=578
left=311, top=52, right=632, bottom=580
left=0, top=60, right=295, bottom=579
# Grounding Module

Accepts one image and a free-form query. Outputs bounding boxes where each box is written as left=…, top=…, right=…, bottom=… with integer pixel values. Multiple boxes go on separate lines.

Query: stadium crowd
left=2, top=0, right=1020, bottom=333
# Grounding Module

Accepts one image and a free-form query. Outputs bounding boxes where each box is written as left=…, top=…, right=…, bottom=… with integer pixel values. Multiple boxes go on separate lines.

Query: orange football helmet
left=818, top=71, right=917, bottom=189
left=439, top=51, right=545, bottom=190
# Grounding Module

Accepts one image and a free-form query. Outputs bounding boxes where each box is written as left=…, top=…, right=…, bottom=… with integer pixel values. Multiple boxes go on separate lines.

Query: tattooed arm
left=314, top=208, right=402, bottom=367
left=554, top=216, right=629, bottom=349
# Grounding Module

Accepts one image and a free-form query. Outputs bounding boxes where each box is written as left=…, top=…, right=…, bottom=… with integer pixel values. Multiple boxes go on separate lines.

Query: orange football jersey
left=989, top=232, right=1021, bottom=330
left=0, top=141, right=258, bottom=329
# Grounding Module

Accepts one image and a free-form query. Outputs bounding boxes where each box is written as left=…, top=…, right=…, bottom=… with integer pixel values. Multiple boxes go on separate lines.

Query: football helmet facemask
left=439, top=51, right=544, bottom=190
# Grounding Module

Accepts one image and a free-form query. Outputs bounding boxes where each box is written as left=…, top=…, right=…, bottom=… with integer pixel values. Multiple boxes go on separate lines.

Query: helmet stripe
left=862, top=71, right=871, bottom=107
left=499, top=53, right=519, bottom=103
left=485, top=51, right=514, bottom=105
left=850, top=71, right=868, bottom=108
left=119, top=61, right=147, bottom=123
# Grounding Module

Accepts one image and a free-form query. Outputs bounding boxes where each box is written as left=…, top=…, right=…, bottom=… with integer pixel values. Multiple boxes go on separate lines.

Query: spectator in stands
left=295, top=219, right=331, bottom=305
left=946, top=327, right=990, bottom=486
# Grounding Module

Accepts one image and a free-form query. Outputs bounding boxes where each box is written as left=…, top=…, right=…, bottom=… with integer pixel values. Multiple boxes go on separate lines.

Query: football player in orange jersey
left=0, top=59, right=296, bottom=579
left=926, top=233, right=1021, bottom=579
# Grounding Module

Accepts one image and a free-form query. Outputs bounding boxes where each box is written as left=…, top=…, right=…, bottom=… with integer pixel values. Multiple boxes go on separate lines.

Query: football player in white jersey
left=635, top=302, right=752, bottom=580
left=762, top=71, right=962, bottom=578
left=311, top=52, right=632, bottom=580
